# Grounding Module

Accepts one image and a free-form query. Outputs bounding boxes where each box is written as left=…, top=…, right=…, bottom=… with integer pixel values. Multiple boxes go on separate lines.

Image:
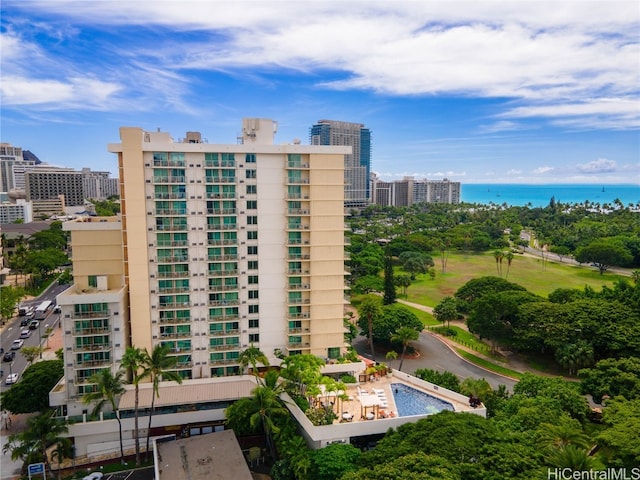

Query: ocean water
left=461, top=184, right=640, bottom=208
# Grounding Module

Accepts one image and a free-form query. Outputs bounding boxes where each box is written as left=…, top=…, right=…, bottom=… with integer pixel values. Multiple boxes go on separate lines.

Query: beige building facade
left=109, top=118, right=350, bottom=379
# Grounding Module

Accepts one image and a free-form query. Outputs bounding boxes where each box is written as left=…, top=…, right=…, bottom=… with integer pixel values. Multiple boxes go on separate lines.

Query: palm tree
left=460, top=378, right=492, bottom=406
left=121, top=346, right=146, bottom=466
left=249, top=385, right=289, bottom=461
left=3, top=411, right=70, bottom=479
left=238, top=344, right=270, bottom=377
left=142, top=344, right=183, bottom=461
left=390, top=326, right=420, bottom=372
left=504, top=251, right=515, bottom=279
left=493, top=250, right=504, bottom=276
left=537, top=420, right=590, bottom=450
left=545, top=445, right=602, bottom=470
left=358, top=296, right=382, bottom=358
left=82, top=368, right=126, bottom=464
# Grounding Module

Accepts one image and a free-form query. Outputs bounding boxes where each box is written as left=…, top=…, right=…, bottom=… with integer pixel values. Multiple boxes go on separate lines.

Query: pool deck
left=329, top=375, right=470, bottom=424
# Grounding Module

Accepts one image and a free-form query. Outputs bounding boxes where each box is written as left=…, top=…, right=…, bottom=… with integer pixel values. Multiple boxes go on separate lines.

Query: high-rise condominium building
left=310, top=120, right=371, bottom=208
left=81, top=168, right=120, bottom=200
left=0, top=142, right=36, bottom=193
left=371, top=175, right=461, bottom=206
left=26, top=166, right=84, bottom=206
left=105, top=118, right=349, bottom=379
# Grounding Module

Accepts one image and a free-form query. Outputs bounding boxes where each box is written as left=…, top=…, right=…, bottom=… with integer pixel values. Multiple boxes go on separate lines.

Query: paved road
left=353, top=331, right=517, bottom=393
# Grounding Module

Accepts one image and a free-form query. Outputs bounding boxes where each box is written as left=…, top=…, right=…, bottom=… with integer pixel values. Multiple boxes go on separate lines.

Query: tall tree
left=504, top=251, right=515, bottom=278
left=3, top=411, right=70, bottom=479
left=357, top=295, right=383, bottom=358
left=433, top=296, right=458, bottom=329
left=249, top=384, right=289, bottom=462
left=390, top=326, right=420, bottom=372
left=82, top=368, right=126, bottom=463
left=574, top=239, right=633, bottom=274
left=383, top=256, right=396, bottom=305
left=120, top=346, right=146, bottom=466
left=141, top=344, right=183, bottom=461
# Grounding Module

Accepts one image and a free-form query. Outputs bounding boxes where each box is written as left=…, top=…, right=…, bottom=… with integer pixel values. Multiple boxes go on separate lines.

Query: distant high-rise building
left=310, top=120, right=371, bottom=208
left=81, top=168, right=120, bottom=200
left=26, top=166, right=84, bottom=206
left=0, top=143, right=36, bottom=194
left=371, top=175, right=460, bottom=206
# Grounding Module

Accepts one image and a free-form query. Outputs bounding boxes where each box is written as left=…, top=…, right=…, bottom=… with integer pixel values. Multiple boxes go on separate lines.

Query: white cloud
left=1, top=1, right=638, bottom=128
left=576, top=158, right=617, bottom=174
left=532, top=166, right=555, bottom=174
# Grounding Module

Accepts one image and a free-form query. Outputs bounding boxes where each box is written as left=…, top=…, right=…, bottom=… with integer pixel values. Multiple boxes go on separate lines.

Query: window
left=248, top=275, right=258, bottom=285
left=88, top=276, right=97, bottom=288
left=246, top=185, right=257, bottom=194
left=328, top=347, right=341, bottom=359
left=247, top=216, right=258, bottom=225
left=248, top=246, right=258, bottom=255
left=248, top=305, right=259, bottom=314
left=248, top=290, right=259, bottom=299
left=246, top=200, right=257, bottom=210
left=248, top=261, right=258, bottom=270
left=245, top=154, right=256, bottom=163
left=249, top=333, right=259, bottom=343
left=246, top=170, right=256, bottom=179
left=248, top=319, right=259, bottom=328
left=247, top=231, right=258, bottom=240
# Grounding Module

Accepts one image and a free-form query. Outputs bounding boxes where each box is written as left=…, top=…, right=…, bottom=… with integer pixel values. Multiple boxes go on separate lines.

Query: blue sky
left=1, top=1, right=639, bottom=184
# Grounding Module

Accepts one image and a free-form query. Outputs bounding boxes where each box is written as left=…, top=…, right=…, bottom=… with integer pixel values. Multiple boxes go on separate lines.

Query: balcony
left=208, top=299, right=240, bottom=307
left=156, top=209, right=187, bottom=215
left=287, top=269, right=310, bottom=275
left=205, top=177, right=236, bottom=183
left=207, top=239, right=237, bottom=246
left=74, top=326, right=110, bottom=335
left=206, top=224, right=237, bottom=231
left=286, top=342, right=310, bottom=349
left=207, top=208, right=237, bottom=215
left=287, top=253, right=310, bottom=260
left=288, top=298, right=311, bottom=305
left=157, top=240, right=189, bottom=247
left=208, top=285, right=239, bottom=292
left=157, top=256, right=189, bottom=263
left=160, top=331, right=192, bottom=338
left=206, top=192, right=236, bottom=199
left=286, top=224, right=310, bottom=231
left=71, top=310, right=110, bottom=319
left=73, top=343, right=112, bottom=352
left=157, top=270, right=190, bottom=278
left=288, top=283, right=310, bottom=290
left=208, top=314, right=239, bottom=322
left=204, top=160, right=235, bottom=168
left=158, top=302, right=192, bottom=309
left=155, top=224, right=188, bottom=231
left=154, top=192, right=186, bottom=199
left=209, top=358, right=238, bottom=365
left=287, top=312, right=310, bottom=319
left=158, top=286, right=190, bottom=294
left=207, top=269, right=238, bottom=277
left=287, top=239, right=310, bottom=246
left=287, top=208, right=310, bottom=215
left=74, top=358, right=112, bottom=368
left=210, top=344, right=240, bottom=351
left=153, top=176, right=186, bottom=184
left=153, top=159, right=185, bottom=167
left=287, top=162, right=309, bottom=169
left=287, top=327, right=311, bottom=334
left=159, top=316, right=191, bottom=324
left=209, top=329, right=240, bottom=336
left=208, top=254, right=238, bottom=261
left=286, top=178, right=309, bottom=185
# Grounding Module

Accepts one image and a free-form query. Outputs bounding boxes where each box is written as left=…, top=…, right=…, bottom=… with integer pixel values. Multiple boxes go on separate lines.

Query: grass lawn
left=405, top=251, right=627, bottom=307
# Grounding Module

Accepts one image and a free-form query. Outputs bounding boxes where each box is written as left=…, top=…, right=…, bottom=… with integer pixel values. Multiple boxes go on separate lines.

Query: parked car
left=5, top=373, right=19, bottom=385
left=28, top=320, right=40, bottom=330
left=20, top=329, right=31, bottom=339
left=3, top=351, right=15, bottom=362
left=82, top=472, right=104, bottom=480
left=11, top=339, right=24, bottom=350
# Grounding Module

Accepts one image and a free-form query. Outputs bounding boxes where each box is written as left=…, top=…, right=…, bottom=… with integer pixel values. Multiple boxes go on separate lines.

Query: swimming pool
left=391, top=383, right=454, bottom=417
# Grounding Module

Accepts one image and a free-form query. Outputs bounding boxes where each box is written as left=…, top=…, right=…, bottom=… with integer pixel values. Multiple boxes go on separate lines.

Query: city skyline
left=1, top=1, right=639, bottom=185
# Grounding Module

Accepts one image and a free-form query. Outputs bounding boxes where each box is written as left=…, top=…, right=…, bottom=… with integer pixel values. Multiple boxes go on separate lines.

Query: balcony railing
left=287, top=312, right=310, bottom=319
left=288, top=283, right=310, bottom=290
left=153, top=176, right=186, bottom=183
left=207, top=239, right=237, bottom=246
left=74, top=326, right=110, bottom=335
left=209, top=329, right=240, bottom=336
left=71, top=311, right=110, bottom=319
left=158, top=286, right=190, bottom=294
left=208, top=315, right=239, bottom=322
left=158, top=302, right=192, bottom=309
left=210, top=344, right=241, bottom=351
left=206, top=224, right=237, bottom=231
left=207, top=270, right=238, bottom=277
left=204, top=161, right=235, bottom=168
left=209, top=358, right=238, bottom=365
left=154, top=193, right=186, bottom=199
left=206, top=192, right=236, bottom=199
left=156, top=240, right=189, bottom=247
left=73, top=343, right=112, bottom=352
left=205, top=177, right=236, bottom=183
left=74, top=358, right=112, bottom=368
left=157, top=256, right=189, bottom=263
left=207, top=209, right=237, bottom=215
left=208, top=299, right=240, bottom=307
left=208, top=254, right=238, bottom=261
left=288, top=298, right=311, bottom=305
left=288, top=209, right=309, bottom=215
left=160, top=331, right=192, bottom=338
left=157, top=271, right=190, bottom=278
left=159, top=317, right=191, bottom=324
